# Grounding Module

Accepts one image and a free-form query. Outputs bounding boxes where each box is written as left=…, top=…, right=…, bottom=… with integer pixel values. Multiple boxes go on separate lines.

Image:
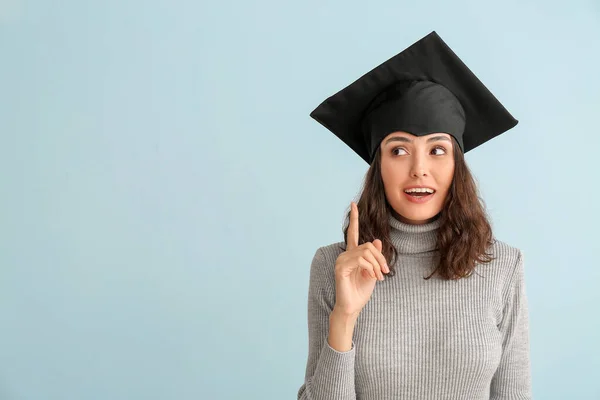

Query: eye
left=432, top=146, right=447, bottom=155
left=392, top=147, right=408, bottom=156
left=391, top=146, right=448, bottom=156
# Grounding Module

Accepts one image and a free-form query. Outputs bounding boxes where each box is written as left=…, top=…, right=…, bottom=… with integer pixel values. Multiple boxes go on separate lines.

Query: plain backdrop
left=1, top=0, right=599, bottom=399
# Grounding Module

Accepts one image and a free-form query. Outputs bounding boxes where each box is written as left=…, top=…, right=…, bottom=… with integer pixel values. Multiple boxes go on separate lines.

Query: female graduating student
left=297, top=31, right=531, bottom=400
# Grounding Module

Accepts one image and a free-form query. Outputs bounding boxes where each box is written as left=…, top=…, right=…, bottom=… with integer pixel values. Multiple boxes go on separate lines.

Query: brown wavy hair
left=339, top=136, right=496, bottom=280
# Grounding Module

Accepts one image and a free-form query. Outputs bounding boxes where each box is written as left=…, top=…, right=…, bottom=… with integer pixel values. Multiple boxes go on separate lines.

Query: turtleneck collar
left=388, top=213, right=441, bottom=255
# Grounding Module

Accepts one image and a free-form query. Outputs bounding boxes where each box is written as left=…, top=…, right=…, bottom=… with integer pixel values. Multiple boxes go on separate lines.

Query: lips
left=403, top=191, right=435, bottom=204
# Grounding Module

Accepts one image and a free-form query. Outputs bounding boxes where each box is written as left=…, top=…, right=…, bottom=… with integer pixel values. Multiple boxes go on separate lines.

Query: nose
left=410, top=154, right=428, bottom=177
left=411, top=167, right=427, bottom=177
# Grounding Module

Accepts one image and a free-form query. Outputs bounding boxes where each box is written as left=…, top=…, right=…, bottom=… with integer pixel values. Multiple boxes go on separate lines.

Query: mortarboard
left=309, top=31, right=518, bottom=165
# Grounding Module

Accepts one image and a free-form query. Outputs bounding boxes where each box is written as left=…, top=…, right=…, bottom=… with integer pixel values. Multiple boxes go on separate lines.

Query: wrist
left=331, top=306, right=360, bottom=324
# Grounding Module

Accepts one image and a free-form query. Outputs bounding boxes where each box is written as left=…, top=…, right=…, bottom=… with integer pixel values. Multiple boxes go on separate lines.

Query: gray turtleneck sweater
left=297, top=214, right=531, bottom=399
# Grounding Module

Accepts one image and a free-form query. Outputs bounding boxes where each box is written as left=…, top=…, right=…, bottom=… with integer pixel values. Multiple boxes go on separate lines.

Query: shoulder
left=310, top=241, right=346, bottom=271
left=488, top=237, right=523, bottom=265
left=486, top=238, right=526, bottom=296
left=308, top=241, right=346, bottom=286
left=305, top=241, right=346, bottom=308
left=318, top=241, right=347, bottom=263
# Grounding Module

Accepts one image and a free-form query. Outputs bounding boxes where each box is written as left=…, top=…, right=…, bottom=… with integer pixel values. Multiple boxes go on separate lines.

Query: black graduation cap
left=310, top=31, right=518, bottom=165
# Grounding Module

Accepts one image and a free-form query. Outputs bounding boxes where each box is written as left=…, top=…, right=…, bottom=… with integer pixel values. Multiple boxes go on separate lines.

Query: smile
left=403, top=191, right=435, bottom=204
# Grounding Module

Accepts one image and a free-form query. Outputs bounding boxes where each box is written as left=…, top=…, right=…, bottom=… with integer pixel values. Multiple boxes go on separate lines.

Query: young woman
left=297, top=31, right=531, bottom=399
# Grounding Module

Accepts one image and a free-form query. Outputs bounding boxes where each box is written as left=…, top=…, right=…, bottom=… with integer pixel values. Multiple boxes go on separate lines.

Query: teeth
left=404, top=187, right=434, bottom=194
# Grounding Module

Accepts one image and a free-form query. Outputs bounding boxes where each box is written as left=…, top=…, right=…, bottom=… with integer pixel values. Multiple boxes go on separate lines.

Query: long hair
left=339, top=136, right=496, bottom=280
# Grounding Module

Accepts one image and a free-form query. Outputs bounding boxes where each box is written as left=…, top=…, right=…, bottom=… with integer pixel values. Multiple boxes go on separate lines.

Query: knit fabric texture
left=297, top=213, right=531, bottom=399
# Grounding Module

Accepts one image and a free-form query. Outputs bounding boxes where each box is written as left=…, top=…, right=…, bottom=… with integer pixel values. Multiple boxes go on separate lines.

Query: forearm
left=328, top=307, right=359, bottom=352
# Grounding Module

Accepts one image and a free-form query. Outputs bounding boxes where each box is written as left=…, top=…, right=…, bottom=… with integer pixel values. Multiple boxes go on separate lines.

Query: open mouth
left=406, top=192, right=433, bottom=197
left=404, top=189, right=436, bottom=197
left=403, top=188, right=436, bottom=203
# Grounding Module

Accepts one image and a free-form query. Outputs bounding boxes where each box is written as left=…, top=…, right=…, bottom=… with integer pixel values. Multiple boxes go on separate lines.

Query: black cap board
left=310, top=31, right=519, bottom=165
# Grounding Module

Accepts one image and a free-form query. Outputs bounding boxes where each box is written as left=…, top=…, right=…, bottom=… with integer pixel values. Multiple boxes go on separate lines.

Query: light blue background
left=1, top=0, right=598, bottom=399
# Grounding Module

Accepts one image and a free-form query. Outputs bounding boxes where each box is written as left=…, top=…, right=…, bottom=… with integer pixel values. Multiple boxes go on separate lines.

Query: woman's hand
left=333, top=202, right=389, bottom=317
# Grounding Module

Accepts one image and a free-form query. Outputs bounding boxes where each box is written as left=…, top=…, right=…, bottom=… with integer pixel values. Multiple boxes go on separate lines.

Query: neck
left=388, top=212, right=441, bottom=255
left=390, top=208, right=441, bottom=225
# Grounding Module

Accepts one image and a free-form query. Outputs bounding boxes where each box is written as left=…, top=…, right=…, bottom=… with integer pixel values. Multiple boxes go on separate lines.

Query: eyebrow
left=384, top=135, right=452, bottom=146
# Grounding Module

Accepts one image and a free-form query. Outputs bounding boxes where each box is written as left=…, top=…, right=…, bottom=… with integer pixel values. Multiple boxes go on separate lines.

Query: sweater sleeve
left=490, top=249, right=532, bottom=399
left=297, top=247, right=357, bottom=400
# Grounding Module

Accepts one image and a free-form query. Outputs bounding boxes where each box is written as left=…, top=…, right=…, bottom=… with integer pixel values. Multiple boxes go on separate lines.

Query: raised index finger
left=347, top=202, right=359, bottom=250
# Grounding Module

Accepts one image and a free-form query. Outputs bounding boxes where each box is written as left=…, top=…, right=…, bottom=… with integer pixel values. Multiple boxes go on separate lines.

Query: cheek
left=439, top=164, right=455, bottom=187
left=442, top=171, right=453, bottom=185
left=379, top=162, right=397, bottom=183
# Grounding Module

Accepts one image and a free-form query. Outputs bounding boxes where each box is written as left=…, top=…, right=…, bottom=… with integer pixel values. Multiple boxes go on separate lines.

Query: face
left=379, top=131, right=455, bottom=225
